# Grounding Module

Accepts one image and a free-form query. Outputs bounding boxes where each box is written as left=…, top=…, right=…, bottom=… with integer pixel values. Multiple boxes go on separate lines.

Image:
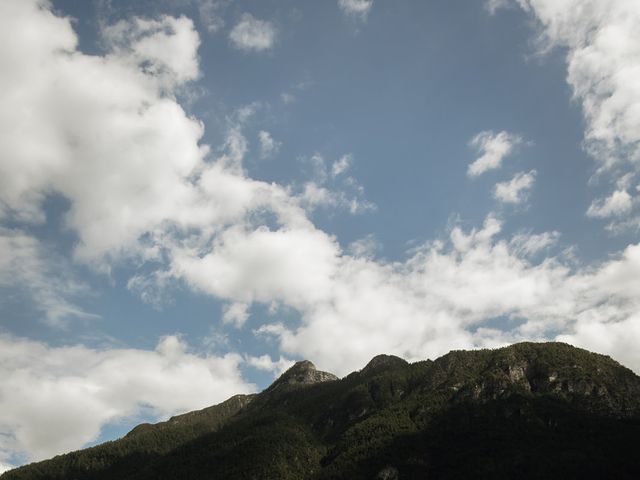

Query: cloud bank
left=0, top=335, right=253, bottom=464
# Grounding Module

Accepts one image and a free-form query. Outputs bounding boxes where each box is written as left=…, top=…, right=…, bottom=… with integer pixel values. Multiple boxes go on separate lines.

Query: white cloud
left=258, top=130, right=281, bottom=158
left=493, top=170, right=537, bottom=204
left=348, top=234, right=381, bottom=259
left=172, top=225, right=339, bottom=309
left=255, top=216, right=640, bottom=376
left=504, top=0, right=640, bottom=216
left=101, top=15, right=201, bottom=87
left=587, top=189, right=633, bottom=218
left=338, top=0, right=374, bottom=19
left=331, top=154, right=352, bottom=177
left=222, top=302, right=250, bottom=327
left=519, top=0, right=640, bottom=166
left=245, top=354, right=294, bottom=377
left=0, top=0, right=207, bottom=265
left=0, top=335, right=254, bottom=464
left=229, top=13, right=276, bottom=51
left=298, top=181, right=375, bottom=214
left=297, top=153, right=375, bottom=214
left=467, top=131, right=523, bottom=177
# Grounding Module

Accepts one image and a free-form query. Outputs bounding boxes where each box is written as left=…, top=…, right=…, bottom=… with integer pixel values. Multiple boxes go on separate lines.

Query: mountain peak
left=5, top=342, right=640, bottom=479
left=268, top=360, right=338, bottom=390
left=361, top=354, right=408, bottom=374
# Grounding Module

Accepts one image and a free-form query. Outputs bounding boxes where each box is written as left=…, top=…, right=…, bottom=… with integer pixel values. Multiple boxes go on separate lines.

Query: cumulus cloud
left=101, top=15, right=200, bottom=86
left=229, top=13, right=276, bottom=51
left=255, top=216, right=640, bottom=377
left=494, top=170, right=537, bottom=204
left=467, top=131, right=523, bottom=177
left=521, top=0, right=640, bottom=166
left=0, top=0, right=207, bottom=264
left=245, top=354, right=294, bottom=377
left=587, top=189, right=634, bottom=218
left=258, top=130, right=281, bottom=158
left=0, top=335, right=254, bottom=464
left=497, top=0, right=640, bottom=217
left=338, top=0, right=374, bottom=19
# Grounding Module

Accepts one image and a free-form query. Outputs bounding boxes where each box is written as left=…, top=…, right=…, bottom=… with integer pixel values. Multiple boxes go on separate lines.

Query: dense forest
left=4, top=342, right=640, bottom=479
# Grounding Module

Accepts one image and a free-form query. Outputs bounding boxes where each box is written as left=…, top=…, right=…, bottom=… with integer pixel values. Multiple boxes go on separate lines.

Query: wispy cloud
left=229, top=13, right=276, bottom=51
left=196, top=0, right=227, bottom=33
left=467, top=130, right=523, bottom=177
left=338, top=0, right=374, bottom=20
left=258, top=130, right=281, bottom=159
left=587, top=190, right=633, bottom=218
left=497, top=0, right=640, bottom=219
left=331, top=154, right=352, bottom=178
left=0, top=229, right=97, bottom=326
left=484, top=0, right=511, bottom=15
left=494, top=170, right=537, bottom=204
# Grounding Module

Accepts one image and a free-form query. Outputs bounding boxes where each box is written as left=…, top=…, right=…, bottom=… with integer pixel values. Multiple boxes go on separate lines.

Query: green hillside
left=4, top=342, right=640, bottom=479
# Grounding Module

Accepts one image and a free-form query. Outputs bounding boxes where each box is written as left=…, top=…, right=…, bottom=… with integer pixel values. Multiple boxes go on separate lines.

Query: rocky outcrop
left=267, top=360, right=338, bottom=391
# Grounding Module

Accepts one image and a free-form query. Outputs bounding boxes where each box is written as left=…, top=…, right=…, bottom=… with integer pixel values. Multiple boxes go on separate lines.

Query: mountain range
left=3, top=342, right=640, bottom=479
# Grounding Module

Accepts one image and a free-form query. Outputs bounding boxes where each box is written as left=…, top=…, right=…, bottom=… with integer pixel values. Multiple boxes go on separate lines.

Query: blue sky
left=1, top=0, right=640, bottom=470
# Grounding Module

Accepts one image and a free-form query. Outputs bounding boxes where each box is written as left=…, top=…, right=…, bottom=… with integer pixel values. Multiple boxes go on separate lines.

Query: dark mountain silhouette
left=3, top=342, right=640, bottom=479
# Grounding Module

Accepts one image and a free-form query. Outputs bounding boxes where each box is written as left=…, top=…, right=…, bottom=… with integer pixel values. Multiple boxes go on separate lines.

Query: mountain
left=3, top=342, right=640, bottom=479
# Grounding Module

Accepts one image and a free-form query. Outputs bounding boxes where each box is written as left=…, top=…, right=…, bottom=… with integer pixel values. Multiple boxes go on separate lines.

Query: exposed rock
left=268, top=360, right=337, bottom=391
left=7, top=342, right=640, bottom=480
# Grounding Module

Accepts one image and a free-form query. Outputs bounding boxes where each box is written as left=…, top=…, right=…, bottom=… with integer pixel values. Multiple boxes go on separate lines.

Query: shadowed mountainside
left=3, top=342, right=640, bottom=479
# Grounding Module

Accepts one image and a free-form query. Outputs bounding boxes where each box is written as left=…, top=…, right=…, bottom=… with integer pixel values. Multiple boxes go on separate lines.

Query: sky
left=1, top=0, right=640, bottom=471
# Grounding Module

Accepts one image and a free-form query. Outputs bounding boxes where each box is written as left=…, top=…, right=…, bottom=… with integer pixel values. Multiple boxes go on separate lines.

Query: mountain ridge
left=3, top=342, right=640, bottom=479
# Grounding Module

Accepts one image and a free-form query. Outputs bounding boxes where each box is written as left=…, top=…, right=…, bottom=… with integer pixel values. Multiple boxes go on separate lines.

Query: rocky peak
left=268, top=360, right=338, bottom=390
left=361, top=354, right=408, bottom=375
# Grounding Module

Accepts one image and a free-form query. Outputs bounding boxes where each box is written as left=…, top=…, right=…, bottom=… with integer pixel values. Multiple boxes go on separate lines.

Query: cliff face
left=4, top=342, right=640, bottom=480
